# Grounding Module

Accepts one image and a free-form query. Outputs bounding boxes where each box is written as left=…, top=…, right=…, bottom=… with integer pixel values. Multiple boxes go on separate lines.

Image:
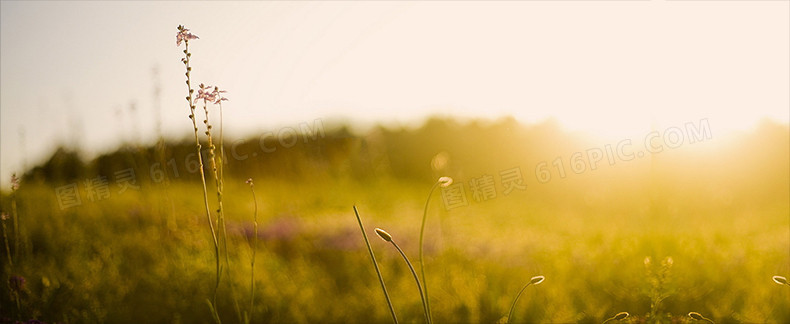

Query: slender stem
left=203, top=99, right=241, bottom=322
left=183, top=39, right=221, bottom=323
left=11, top=189, right=18, bottom=262
left=506, top=282, right=534, bottom=324
left=248, top=183, right=258, bottom=321
left=206, top=299, right=222, bottom=324
left=1, top=219, right=12, bottom=268
left=390, top=240, right=430, bottom=324
left=418, top=182, right=440, bottom=324
left=13, top=291, right=20, bottom=316
left=354, top=206, right=398, bottom=324
left=219, top=102, right=225, bottom=186
left=201, top=103, right=225, bottom=244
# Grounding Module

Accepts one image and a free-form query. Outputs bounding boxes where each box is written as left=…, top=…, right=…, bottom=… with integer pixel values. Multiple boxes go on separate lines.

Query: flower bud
left=374, top=228, right=392, bottom=242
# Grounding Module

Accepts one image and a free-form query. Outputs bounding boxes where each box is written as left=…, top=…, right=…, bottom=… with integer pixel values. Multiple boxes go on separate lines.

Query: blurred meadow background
left=1, top=1, right=788, bottom=324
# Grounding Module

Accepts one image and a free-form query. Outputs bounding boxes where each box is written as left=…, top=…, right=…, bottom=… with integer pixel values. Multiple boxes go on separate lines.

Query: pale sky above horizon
left=1, top=1, right=788, bottom=185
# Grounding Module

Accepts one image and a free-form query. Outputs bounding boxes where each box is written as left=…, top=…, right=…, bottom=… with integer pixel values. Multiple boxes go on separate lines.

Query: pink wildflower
left=194, top=84, right=217, bottom=103
left=176, top=25, right=199, bottom=46
left=212, top=86, right=229, bottom=104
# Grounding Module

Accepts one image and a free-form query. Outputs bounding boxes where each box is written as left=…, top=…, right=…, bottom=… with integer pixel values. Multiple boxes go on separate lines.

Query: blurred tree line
left=19, top=117, right=566, bottom=184
left=18, top=116, right=790, bottom=203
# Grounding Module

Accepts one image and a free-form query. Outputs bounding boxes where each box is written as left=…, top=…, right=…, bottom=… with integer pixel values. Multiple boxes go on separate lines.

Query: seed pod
left=438, top=176, right=453, bottom=187
left=374, top=228, right=393, bottom=242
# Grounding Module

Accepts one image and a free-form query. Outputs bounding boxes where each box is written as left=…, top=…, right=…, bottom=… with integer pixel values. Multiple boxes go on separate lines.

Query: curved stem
left=418, top=181, right=441, bottom=324
left=390, top=240, right=430, bottom=324
left=506, top=282, right=533, bottom=324
left=354, top=206, right=398, bottom=324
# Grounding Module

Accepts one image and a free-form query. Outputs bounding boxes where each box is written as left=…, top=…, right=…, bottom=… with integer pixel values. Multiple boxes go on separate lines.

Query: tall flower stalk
left=216, top=88, right=227, bottom=190
left=246, top=178, right=259, bottom=323
left=418, top=176, right=452, bottom=324
left=506, top=275, right=544, bottom=323
left=177, top=25, right=221, bottom=322
left=196, top=83, right=241, bottom=321
left=375, top=228, right=430, bottom=324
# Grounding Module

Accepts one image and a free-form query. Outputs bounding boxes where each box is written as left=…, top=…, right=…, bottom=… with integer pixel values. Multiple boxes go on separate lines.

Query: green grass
left=1, top=165, right=788, bottom=323
left=1, top=115, right=788, bottom=323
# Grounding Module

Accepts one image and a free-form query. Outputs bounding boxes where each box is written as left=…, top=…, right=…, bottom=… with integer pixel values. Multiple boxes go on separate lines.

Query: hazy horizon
left=2, top=1, right=788, bottom=185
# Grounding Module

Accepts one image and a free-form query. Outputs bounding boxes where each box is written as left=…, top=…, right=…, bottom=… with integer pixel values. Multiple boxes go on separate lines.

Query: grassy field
left=1, top=119, right=788, bottom=323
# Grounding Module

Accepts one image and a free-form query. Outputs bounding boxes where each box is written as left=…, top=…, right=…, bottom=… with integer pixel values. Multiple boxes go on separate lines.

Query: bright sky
left=1, top=1, right=788, bottom=184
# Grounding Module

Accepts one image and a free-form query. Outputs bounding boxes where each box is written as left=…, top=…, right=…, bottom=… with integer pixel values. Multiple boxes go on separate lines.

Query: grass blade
left=354, top=206, right=398, bottom=324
